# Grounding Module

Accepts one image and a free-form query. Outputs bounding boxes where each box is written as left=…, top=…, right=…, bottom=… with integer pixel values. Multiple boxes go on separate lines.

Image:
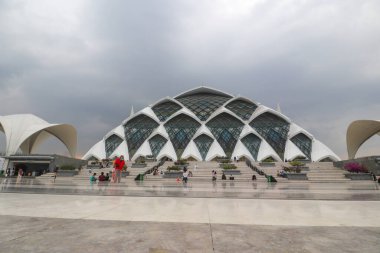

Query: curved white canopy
left=0, top=114, right=77, bottom=157
left=347, top=120, right=380, bottom=159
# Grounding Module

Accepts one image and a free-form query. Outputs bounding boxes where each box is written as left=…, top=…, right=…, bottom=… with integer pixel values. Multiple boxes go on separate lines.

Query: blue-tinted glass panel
left=152, top=101, right=182, bottom=122
left=249, top=112, right=289, bottom=160
left=149, top=134, right=168, bottom=158
left=206, top=113, right=244, bottom=158
left=164, top=114, right=201, bottom=158
left=124, top=115, right=159, bottom=159
left=290, top=133, right=312, bottom=159
left=194, top=134, right=214, bottom=161
left=176, top=93, right=230, bottom=121
left=226, top=99, right=257, bottom=121
left=105, top=134, right=123, bottom=158
left=241, top=133, right=261, bottom=161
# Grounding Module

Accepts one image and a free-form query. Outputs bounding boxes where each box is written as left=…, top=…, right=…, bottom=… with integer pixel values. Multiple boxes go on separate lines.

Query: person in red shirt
left=114, top=155, right=126, bottom=183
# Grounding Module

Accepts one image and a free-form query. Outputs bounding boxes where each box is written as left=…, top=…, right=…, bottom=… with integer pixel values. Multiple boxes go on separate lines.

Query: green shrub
left=167, top=166, right=181, bottom=171
left=262, top=157, right=275, bottom=163
left=222, top=164, right=237, bottom=170
left=289, top=160, right=305, bottom=167
left=60, top=165, right=76, bottom=170
left=283, top=166, right=301, bottom=173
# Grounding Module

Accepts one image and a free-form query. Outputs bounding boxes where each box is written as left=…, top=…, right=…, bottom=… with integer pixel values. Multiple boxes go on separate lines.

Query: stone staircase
left=306, top=162, right=350, bottom=182
left=256, top=162, right=350, bottom=182
left=145, top=161, right=267, bottom=182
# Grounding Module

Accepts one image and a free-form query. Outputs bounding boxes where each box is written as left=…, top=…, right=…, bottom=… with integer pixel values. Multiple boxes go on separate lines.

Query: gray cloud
left=0, top=0, right=379, bottom=158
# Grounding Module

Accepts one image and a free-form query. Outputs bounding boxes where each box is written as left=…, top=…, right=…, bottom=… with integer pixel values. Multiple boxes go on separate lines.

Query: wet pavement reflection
left=0, top=177, right=379, bottom=200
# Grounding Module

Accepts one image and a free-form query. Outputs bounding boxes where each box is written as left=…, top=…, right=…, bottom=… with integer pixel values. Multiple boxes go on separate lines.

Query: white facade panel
left=231, top=140, right=254, bottom=161
left=205, top=140, right=226, bottom=161
left=284, top=139, right=306, bottom=161
left=181, top=140, right=202, bottom=161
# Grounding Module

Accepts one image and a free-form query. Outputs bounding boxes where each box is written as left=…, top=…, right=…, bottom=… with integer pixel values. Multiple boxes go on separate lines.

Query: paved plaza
left=0, top=177, right=380, bottom=252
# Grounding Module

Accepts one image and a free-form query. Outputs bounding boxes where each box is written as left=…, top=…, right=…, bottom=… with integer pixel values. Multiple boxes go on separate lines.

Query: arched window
left=105, top=134, right=123, bottom=158
left=149, top=134, right=167, bottom=158
left=194, top=134, right=214, bottom=161
left=206, top=113, right=244, bottom=158
left=164, top=114, right=201, bottom=158
left=152, top=101, right=182, bottom=122
left=176, top=93, right=230, bottom=121
left=290, top=133, right=312, bottom=159
left=124, top=115, right=159, bottom=159
left=250, top=112, right=289, bottom=160
left=241, top=133, right=261, bottom=161
left=226, top=99, right=257, bottom=121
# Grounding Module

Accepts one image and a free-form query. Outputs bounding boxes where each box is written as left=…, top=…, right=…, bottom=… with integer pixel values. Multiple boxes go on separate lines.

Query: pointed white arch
left=83, top=140, right=106, bottom=160
left=181, top=140, right=202, bottom=161
left=0, top=114, right=77, bottom=157
left=284, top=139, right=306, bottom=161
left=347, top=120, right=380, bottom=159
left=231, top=140, right=254, bottom=161
left=311, top=139, right=340, bottom=162
left=156, top=140, right=177, bottom=161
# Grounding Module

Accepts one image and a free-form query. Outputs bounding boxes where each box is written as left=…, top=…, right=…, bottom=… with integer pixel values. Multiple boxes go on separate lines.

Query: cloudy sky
left=0, top=0, right=379, bottom=159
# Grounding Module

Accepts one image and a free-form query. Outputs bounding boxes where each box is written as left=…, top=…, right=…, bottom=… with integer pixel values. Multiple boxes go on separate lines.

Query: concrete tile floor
left=1, top=178, right=380, bottom=252
left=0, top=216, right=379, bottom=253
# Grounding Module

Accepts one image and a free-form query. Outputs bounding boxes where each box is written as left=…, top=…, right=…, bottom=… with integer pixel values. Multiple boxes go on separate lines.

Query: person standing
left=114, top=155, right=125, bottom=183
left=182, top=168, right=188, bottom=183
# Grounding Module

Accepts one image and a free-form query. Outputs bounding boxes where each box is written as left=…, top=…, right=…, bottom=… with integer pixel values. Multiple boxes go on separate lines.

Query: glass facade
left=290, top=133, right=312, bottom=159
left=250, top=112, right=290, bottom=160
left=176, top=93, right=231, bottom=121
left=241, top=133, right=261, bottom=161
left=194, top=134, right=214, bottom=161
left=152, top=101, right=182, bottom=122
left=124, top=114, right=159, bottom=159
left=105, top=134, right=123, bottom=158
left=206, top=113, right=244, bottom=158
left=226, top=99, right=257, bottom=121
left=148, top=134, right=167, bottom=158
left=164, top=114, right=201, bottom=158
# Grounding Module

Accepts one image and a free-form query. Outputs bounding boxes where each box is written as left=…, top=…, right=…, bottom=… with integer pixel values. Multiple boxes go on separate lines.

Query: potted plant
left=289, top=160, right=309, bottom=171
left=344, top=162, right=372, bottom=180
left=282, top=166, right=308, bottom=180
left=174, top=159, right=189, bottom=169
left=132, top=156, right=147, bottom=168
left=163, top=165, right=183, bottom=178
left=222, top=164, right=241, bottom=175
left=259, top=157, right=276, bottom=166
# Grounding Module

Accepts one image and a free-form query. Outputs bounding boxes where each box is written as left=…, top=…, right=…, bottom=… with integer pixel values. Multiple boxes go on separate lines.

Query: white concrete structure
left=0, top=114, right=77, bottom=157
left=347, top=120, right=380, bottom=159
left=83, top=87, right=340, bottom=162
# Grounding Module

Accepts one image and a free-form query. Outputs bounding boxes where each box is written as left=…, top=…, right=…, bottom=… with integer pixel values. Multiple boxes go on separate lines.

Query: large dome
left=83, top=87, right=340, bottom=162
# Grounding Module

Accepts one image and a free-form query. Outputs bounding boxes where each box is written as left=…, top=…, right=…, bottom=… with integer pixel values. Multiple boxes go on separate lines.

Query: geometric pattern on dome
left=176, top=93, right=231, bottom=121
left=105, top=134, right=123, bottom=158
left=152, top=101, right=182, bottom=122
left=124, top=114, right=159, bottom=159
left=249, top=112, right=290, bottom=160
left=148, top=134, right=168, bottom=158
left=241, top=133, right=261, bottom=161
left=290, top=133, right=312, bottom=159
left=194, top=134, right=214, bottom=161
left=164, top=114, right=201, bottom=158
left=226, top=99, right=257, bottom=121
left=206, top=113, right=244, bottom=158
